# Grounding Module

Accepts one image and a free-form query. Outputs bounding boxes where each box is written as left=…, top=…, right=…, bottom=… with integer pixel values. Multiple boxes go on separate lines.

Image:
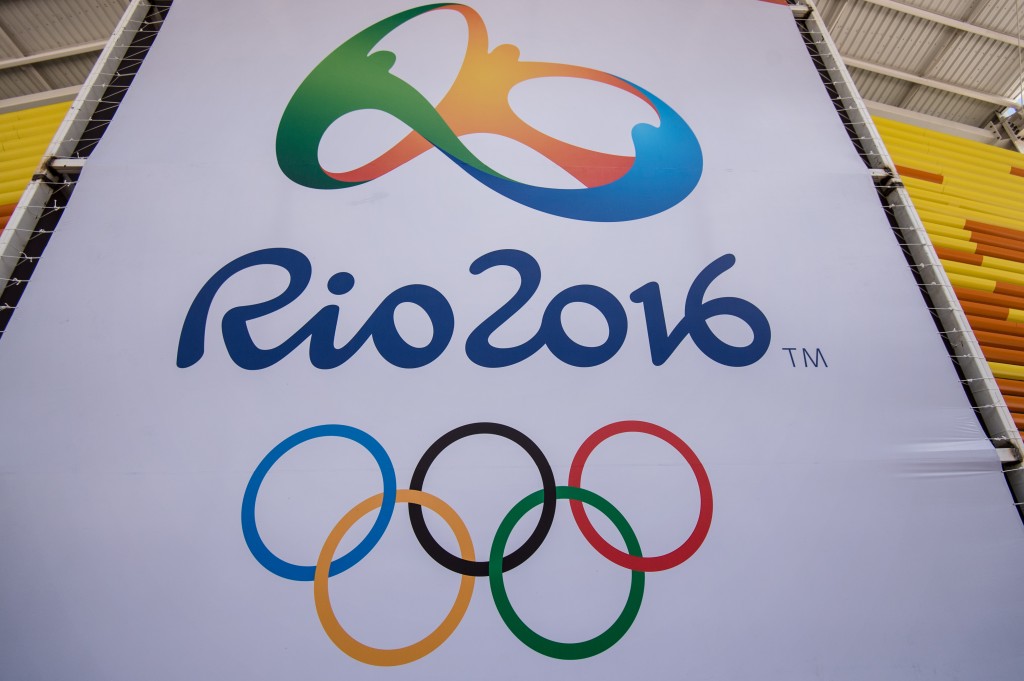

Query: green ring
left=488, top=485, right=645, bottom=660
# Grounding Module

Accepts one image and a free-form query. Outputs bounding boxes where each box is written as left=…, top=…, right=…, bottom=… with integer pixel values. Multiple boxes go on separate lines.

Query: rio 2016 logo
left=242, top=421, right=712, bottom=665
left=178, top=10, right=769, bottom=371
left=275, top=3, right=703, bottom=222
left=176, top=248, right=772, bottom=370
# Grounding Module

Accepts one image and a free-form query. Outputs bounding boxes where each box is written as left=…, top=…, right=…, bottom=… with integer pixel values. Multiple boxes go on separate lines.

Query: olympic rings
left=241, top=424, right=397, bottom=581
left=243, top=420, right=712, bottom=664
left=568, top=420, right=713, bottom=572
left=408, top=423, right=555, bottom=576
left=314, top=490, right=475, bottom=666
left=490, top=486, right=645, bottom=660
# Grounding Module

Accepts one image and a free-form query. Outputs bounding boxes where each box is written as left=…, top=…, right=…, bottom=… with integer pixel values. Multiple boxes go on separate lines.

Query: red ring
left=568, top=421, right=712, bottom=572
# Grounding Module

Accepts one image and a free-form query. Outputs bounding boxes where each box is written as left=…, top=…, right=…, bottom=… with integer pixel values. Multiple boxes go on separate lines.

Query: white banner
left=1, top=1, right=1023, bottom=678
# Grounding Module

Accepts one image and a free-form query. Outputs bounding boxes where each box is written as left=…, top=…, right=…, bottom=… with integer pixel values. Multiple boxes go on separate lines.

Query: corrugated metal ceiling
left=0, top=0, right=128, bottom=54
left=817, top=0, right=1024, bottom=136
left=0, top=0, right=128, bottom=108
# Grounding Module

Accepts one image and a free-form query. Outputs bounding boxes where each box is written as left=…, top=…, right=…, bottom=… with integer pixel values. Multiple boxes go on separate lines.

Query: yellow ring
left=313, top=489, right=475, bottom=666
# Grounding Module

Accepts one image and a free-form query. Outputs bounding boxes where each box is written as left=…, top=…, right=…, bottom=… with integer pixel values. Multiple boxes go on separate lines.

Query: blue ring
left=241, top=424, right=397, bottom=581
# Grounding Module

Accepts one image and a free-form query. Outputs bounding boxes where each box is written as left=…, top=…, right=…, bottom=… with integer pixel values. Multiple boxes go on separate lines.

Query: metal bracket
left=997, top=447, right=1021, bottom=464
left=869, top=167, right=904, bottom=196
left=47, top=157, right=87, bottom=178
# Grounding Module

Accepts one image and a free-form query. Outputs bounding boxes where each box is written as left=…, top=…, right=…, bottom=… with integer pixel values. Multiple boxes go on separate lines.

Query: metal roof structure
left=813, top=0, right=1024, bottom=146
left=0, top=0, right=128, bottom=113
left=0, top=0, right=1022, bottom=143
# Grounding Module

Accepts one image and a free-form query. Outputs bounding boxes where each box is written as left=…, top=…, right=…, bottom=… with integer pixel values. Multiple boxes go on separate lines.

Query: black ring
left=408, top=422, right=556, bottom=577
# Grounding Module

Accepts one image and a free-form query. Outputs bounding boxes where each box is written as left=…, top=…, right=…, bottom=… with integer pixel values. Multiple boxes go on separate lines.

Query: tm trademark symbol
left=782, top=347, right=828, bottom=368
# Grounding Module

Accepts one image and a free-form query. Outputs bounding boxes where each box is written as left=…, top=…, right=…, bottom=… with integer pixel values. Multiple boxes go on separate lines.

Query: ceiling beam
left=0, top=85, right=79, bottom=114
left=0, top=40, right=106, bottom=72
left=863, top=0, right=1024, bottom=50
left=864, top=99, right=1000, bottom=144
left=844, top=56, right=1019, bottom=109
